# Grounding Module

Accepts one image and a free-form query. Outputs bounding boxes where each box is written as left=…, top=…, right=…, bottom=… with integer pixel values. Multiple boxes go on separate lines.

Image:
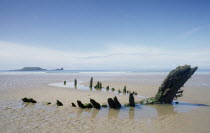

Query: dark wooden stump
left=77, top=100, right=85, bottom=108
left=90, top=98, right=101, bottom=109
left=113, top=96, right=121, bottom=109
left=56, top=100, right=63, bottom=106
left=129, top=94, right=135, bottom=107
left=108, top=98, right=115, bottom=108
left=72, top=102, right=76, bottom=107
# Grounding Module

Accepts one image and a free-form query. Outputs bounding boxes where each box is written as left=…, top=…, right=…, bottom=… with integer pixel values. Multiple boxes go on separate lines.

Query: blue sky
left=0, top=0, right=210, bottom=70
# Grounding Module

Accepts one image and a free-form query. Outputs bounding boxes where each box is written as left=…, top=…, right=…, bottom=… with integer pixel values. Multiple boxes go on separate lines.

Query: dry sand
left=0, top=73, right=210, bottom=133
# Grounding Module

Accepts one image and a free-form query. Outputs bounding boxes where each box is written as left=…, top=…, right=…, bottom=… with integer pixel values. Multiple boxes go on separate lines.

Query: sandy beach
left=0, top=72, right=210, bottom=133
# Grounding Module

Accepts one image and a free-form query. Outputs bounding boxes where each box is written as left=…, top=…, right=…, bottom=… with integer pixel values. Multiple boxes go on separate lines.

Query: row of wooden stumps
left=22, top=93, right=135, bottom=108
left=64, top=79, right=77, bottom=86
left=90, top=77, right=138, bottom=95
left=22, top=97, right=59, bottom=106
left=73, top=93, right=136, bottom=109
left=63, top=77, right=138, bottom=95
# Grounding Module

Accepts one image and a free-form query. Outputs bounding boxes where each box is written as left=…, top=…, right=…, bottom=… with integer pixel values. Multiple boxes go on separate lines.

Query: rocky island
left=12, top=67, right=47, bottom=71
left=56, top=68, right=64, bottom=70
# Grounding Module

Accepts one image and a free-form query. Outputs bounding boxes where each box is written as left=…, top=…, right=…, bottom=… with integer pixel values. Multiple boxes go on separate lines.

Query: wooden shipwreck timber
left=70, top=65, right=198, bottom=109
left=139, top=65, right=198, bottom=104
left=22, top=65, right=198, bottom=109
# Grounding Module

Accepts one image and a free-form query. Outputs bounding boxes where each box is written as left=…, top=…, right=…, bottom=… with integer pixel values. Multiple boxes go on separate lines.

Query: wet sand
left=0, top=73, right=210, bottom=133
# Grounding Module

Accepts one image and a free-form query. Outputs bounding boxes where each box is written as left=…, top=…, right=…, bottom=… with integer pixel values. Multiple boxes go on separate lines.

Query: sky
left=0, top=0, right=210, bottom=70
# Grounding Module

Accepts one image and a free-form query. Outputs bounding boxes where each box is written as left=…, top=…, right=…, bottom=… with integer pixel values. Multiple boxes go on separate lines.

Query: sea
left=0, top=69, right=210, bottom=75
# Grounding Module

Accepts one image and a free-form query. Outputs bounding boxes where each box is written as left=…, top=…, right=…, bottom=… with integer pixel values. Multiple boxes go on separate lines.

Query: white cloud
left=181, top=26, right=202, bottom=38
left=0, top=41, right=210, bottom=70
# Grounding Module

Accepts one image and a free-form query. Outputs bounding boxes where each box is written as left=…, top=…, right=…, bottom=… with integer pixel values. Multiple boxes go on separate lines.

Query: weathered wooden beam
left=139, top=65, right=198, bottom=104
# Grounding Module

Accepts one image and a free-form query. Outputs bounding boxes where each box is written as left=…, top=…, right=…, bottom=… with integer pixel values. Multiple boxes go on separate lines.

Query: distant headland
left=12, top=67, right=47, bottom=71
left=10, top=67, right=64, bottom=71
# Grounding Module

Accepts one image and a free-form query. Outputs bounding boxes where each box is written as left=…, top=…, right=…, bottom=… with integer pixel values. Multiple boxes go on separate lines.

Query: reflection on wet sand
left=22, top=102, right=32, bottom=107
left=150, top=104, right=177, bottom=116
left=76, top=108, right=83, bottom=118
left=91, top=108, right=100, bottom=119
left=72, top=102, right=208, bottom=120
left=129, top=107, right=135, bottom=119
left=108, top=108, right=120, bottom=119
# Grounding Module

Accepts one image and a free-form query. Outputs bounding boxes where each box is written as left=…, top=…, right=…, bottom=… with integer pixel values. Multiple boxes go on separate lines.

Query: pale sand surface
left=0, top=73, right=210, bottom=133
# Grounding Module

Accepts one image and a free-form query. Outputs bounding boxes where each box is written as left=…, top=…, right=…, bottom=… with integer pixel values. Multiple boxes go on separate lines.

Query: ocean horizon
left=0, top=69, right=210, bottom=75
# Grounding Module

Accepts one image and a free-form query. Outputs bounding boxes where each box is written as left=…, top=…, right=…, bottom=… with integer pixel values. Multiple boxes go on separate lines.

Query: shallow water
left=49, top=81, right=147, bottom=99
